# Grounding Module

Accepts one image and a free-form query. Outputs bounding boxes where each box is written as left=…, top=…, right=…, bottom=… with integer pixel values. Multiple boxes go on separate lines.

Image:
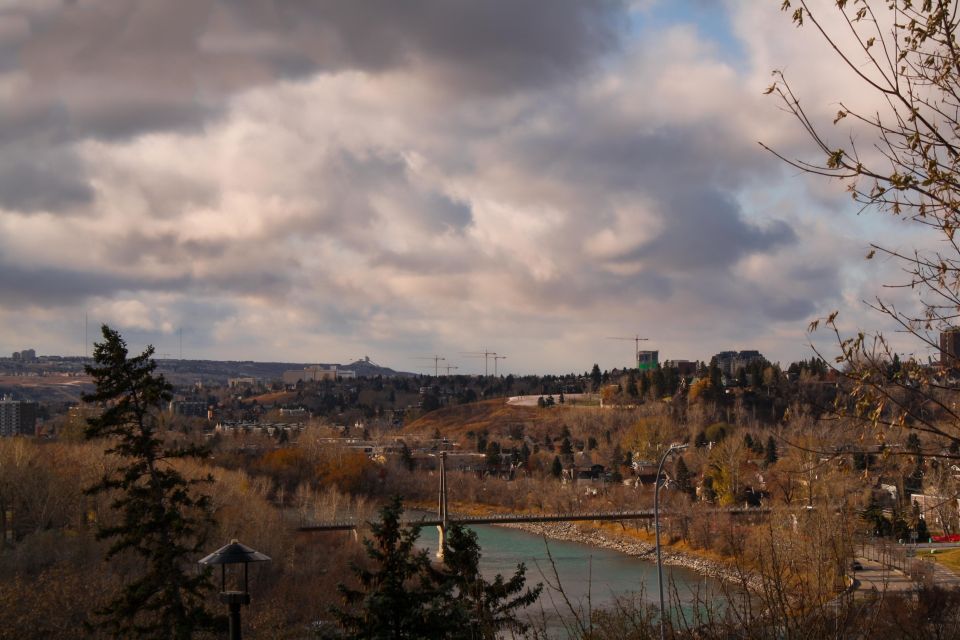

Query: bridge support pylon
left=437, top=451, right=448, bottom=560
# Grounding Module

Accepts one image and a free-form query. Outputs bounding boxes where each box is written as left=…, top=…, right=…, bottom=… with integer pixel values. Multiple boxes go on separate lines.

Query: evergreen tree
left=519, top=442, right=531, bottom=465
left=82, top=325, right=217, bottom=640
left=764, top=436, right=779, bottom=466
left=626, top=371, right=639, bottom=398
left=485, top=441, right=502, bottom=468
left=861, top=495, right=892, bottom=537
left=694, top=431, right=708, bottom=449
left=442, top=524, right=542, bottom=638
left=662, top=366, right=680, bottom=395
left=708, top=359, right=723, bottom=395
left=590, top=364, right=602, bottom=389
left=674, top=456, right=694, bottom=497
left=400, top=442, right=416, bottom=472
left=551, top=456, right=563, bottom=479
left=334, top=497, right=452, bottom=638
left=651, top=367, right=666, bottom=397
left=701, top=476, right=716, bottom=503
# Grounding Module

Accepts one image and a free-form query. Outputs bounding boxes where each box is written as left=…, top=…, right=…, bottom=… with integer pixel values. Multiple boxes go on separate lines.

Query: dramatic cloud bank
left=0, top=0, right=931, bottom=372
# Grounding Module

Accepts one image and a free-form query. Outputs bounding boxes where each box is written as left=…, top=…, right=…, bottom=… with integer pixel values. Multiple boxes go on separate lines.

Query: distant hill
left=341, top=357, right=411, bottom=378
left=0, top=355, right=415, bottom=391
left=152, top=357, right=413, bottom=385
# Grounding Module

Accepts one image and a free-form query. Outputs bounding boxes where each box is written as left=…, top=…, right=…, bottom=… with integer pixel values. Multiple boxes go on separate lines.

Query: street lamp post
left=199, top=539, right=271, bottom=640
left=655, top=443, right=689, bottom=640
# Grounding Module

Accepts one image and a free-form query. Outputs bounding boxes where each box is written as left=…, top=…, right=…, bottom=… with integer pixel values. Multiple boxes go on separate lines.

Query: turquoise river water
left=413, top=520, right=723, bottom=634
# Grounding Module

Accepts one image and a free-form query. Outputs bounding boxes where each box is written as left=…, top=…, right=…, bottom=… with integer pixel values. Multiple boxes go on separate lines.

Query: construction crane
left=492, top=355, right=507, bottom=376
left=412, top=355, right=446, bottom=377
left=442, top=365, right=459, bottom=375
left=461, top=350, right=497, bottom=376
left=606, top=335, right=650, bottom=369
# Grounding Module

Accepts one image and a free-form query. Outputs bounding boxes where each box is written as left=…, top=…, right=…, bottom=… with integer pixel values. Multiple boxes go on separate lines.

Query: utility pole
left=606, top=335, right=650, bottom=369
left=442, top=365, right=459, bottom=375
left=492, top=355, right=507, bottom=376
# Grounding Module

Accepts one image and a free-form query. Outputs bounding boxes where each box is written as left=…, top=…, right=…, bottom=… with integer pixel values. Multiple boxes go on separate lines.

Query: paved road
left=852, top=557, right=915, bottom=593
left=851, top=553, right=960, bottom=595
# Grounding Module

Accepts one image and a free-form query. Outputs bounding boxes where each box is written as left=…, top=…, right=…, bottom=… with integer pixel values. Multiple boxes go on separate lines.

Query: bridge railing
left=297, top=506, right=772, bottom=532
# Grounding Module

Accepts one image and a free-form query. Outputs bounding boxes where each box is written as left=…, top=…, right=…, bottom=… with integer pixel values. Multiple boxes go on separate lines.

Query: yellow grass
left=927, top=547, right=960, bottom=573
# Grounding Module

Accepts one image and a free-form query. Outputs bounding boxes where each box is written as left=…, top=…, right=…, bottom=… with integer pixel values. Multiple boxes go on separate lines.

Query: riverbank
left=411, top=500, right=763, bottom=591
left=498, top=520, right=763, bottom=592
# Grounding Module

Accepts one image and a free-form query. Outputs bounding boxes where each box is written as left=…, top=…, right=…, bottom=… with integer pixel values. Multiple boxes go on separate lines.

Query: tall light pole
left=655, top=443, right=688, bottom=640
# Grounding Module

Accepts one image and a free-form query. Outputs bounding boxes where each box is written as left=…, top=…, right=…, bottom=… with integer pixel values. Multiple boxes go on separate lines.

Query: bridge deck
left=297, top=507, right=770, bottom=532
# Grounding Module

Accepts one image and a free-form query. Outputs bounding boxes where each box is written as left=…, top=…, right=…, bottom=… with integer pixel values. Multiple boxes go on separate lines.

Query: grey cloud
left=1, top=0, right=626, bottom=212
left=298, top=149, right=474, bottom=247
left=624, top=189, right=796, bottom=270
left=12, top=0, right=626, bottom=139
left=0, top=262, right=187, bottom=307
left=761, top=297, right=815, bottom=321
left=756, top=262, right=841, bottom=321
left=221, top=0, right=627, bottom=90
left=0, top=141, right=93, bottom=211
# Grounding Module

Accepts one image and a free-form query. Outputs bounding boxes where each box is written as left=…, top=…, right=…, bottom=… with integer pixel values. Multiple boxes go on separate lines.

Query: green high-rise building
left=637, top=350, right=658, bottom=371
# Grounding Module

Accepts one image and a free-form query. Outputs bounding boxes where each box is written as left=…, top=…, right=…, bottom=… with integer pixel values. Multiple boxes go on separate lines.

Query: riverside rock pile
left=501, top=521, right=762, bottom=592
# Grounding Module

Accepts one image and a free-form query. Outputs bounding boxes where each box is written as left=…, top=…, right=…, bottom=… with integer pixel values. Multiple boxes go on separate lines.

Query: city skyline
left=0, top=1, right=933, bottom=374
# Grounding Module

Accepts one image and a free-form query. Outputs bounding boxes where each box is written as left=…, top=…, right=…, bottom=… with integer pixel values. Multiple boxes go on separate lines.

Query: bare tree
left=767, top=0, right=960, bottom=455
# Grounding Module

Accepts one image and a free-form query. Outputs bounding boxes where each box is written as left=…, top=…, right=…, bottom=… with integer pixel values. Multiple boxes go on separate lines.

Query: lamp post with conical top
left=199, top=540, right=271, bottom=640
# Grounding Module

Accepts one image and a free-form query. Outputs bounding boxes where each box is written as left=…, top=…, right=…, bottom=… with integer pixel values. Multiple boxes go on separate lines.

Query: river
left=413, top=520, right=722, bottom=635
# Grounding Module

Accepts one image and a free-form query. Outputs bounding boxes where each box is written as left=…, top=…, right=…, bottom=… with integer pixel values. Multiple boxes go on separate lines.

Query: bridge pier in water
left=436, top=451, right=448, bottom=560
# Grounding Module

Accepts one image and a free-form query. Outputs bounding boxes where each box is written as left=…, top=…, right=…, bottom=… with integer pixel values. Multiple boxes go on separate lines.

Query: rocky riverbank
left=499, top=521, right=763, bottom=592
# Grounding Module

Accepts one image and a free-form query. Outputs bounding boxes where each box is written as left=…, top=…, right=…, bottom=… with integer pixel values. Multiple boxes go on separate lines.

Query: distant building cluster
left=663, top=359, right=697, bottom=376
left=11, top=349, right=36, bottom=362
left=712, top=350, right=766, bottom=378
left=214, top=421, right=305, bottom=437
left=168, top=400, right=209, bottom=419
left=281, top=365, right=356, bottom=385
left=0, top=395, right=38, bottom=437
left=941, top=330, right=960, bottom=369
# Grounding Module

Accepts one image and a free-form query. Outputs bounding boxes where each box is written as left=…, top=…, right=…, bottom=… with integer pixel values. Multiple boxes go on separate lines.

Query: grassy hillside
left=402, top=398, right=628, bottom=446
left=403, top=399, right=541, bottom=439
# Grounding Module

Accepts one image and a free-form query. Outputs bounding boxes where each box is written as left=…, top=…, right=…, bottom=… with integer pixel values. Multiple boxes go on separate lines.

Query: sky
left=0, top=0, right=940, bottom=374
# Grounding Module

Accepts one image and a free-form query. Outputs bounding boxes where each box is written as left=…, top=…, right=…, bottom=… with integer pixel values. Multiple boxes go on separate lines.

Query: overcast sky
left=0, top=0, right=937, bottom=374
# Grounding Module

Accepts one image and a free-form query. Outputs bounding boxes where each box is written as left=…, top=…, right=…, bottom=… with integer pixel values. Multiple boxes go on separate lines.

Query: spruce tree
left=674, top=456, right=694, bottom=497
left=442, top=525, right=541, bottom=638
left=83, top=325, right=217, bottom=639
left=334, top=496, right=453, bottom=638
left=764, top=436, right=779, bottom=466
left=551, top=456, right=563, bottom=479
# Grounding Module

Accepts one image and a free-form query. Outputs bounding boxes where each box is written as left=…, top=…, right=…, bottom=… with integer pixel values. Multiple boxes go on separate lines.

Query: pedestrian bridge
left=297, top=506, right=770, bottom=532
left=297, top=452, right=770, bottom=558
